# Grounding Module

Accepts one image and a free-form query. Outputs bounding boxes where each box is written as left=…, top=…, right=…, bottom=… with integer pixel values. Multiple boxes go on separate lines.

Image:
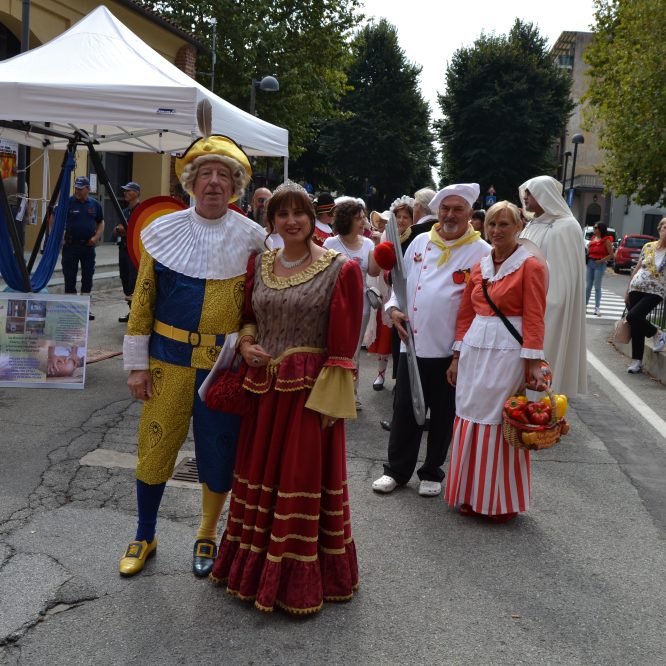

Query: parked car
left=613, top=234, right=657, bottom=273
left=584, top=225, right=617, bottom=251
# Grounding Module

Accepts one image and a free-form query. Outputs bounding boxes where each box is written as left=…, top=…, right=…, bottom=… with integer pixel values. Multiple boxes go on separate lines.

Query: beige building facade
left=551, top=31, right=665, bottom=238
left=0, top=0, right=204, bottom=249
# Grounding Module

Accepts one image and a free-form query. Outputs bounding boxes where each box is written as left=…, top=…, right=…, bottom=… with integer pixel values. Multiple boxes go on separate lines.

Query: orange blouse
left=454, top=256, right=547, bottom=352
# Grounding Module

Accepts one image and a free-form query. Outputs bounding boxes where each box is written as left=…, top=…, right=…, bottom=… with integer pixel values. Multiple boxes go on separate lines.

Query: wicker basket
left=502, top=386, right=569, bottom=451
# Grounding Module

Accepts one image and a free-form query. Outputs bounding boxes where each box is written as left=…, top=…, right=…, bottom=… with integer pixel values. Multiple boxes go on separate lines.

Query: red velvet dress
left=210, top=249, right=363, bottom=614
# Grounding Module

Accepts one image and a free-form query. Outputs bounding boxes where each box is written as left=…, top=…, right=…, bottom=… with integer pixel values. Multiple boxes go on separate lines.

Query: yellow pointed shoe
left=119, top=538, right=157, bottom=577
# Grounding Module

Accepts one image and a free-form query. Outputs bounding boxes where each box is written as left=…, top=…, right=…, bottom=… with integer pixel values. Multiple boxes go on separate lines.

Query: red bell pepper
left=504, top=396, right=529, bottom=421
left=526, top=402, right=551, bottom=425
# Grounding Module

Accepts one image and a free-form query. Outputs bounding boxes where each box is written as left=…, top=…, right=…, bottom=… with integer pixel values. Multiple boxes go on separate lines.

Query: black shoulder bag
left=481, top=279, right=523, bottom=345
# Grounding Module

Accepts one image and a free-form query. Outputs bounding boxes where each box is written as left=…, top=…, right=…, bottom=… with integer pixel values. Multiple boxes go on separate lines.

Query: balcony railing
left=572, top=174, right=604, bottom=189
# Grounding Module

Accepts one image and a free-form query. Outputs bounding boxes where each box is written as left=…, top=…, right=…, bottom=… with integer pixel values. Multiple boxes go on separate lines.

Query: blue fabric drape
left=0, top=197, right=28, bottom=292
left=0, top=152, right=74, bottom=293
left=30, top=153, right=75, bottom=292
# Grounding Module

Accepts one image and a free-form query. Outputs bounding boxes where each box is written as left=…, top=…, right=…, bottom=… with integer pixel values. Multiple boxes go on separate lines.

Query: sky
left=358, top=0, right=598, bottom=119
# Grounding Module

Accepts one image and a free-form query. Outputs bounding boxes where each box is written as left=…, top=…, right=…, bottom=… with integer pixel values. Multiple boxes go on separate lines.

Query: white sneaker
left=372, top=475, right=397, bottom=493
left=594, top=307, right=601, bottom=316
left=627, top=360, right=642, bottom=374
left=653, top=330, right=666, bottom=353
left=418, top=480, right=442, bottom=497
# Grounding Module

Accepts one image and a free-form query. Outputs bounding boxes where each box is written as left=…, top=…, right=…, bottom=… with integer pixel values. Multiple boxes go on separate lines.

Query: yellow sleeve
left=127, top=252, right=157, bottom=336
left=305, top=366, right=357, bottom=420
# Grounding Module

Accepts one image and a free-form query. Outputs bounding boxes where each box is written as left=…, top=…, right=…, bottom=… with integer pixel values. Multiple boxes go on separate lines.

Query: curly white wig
left=179, top=154, right=250, bottom=198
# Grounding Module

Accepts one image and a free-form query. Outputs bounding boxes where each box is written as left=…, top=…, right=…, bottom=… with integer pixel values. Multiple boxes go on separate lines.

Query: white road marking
left=587, top=350, right=666, bottom=442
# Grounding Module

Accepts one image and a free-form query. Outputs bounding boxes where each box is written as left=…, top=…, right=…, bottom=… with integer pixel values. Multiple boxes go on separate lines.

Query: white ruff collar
left=481, top=244, right=531, bottom=282
left=141, top=207, right=266, bottom=280
left=315, top=219, right=332, bottom=233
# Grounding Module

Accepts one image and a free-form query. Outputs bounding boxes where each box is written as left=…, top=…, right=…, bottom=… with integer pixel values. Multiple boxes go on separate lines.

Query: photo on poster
left=0, top=293, right=90, bottom=389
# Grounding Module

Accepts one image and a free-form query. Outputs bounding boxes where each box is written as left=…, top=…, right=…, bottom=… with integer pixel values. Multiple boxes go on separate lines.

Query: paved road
left=1, top=283, right=665, bottom=665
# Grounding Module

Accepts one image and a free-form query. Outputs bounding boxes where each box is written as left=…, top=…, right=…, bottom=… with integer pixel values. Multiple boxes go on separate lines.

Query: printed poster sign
left=0, top=294, right=90, bottom=389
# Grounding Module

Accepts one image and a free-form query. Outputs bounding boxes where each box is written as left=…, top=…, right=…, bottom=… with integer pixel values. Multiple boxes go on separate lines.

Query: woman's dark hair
left=595, top=222, right=608, bottom=237
left=334, top=201, right=364, bottom=236
left=471, top=209, right=486, bottom=223
left=265, top=188, right=316, bottom=247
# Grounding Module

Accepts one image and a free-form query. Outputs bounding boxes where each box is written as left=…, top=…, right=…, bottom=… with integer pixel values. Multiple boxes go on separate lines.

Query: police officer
left=115, top=182, right=141, bottom=323
left=61, top=176, right=104, bottom=320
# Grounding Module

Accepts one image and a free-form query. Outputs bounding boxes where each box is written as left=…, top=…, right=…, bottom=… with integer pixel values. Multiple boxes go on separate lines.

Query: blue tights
left=135, top=480, right=166, bottom=543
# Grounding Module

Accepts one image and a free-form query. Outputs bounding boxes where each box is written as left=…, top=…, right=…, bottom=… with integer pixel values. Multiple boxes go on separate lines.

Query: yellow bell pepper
left=540, top=394, right=568, bottom=418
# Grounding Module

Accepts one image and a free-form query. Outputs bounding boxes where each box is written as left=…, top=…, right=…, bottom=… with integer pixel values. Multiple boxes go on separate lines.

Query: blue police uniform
left=61, top=195, right=104, bottom=294
left=118, top=205, right=138, bottom=300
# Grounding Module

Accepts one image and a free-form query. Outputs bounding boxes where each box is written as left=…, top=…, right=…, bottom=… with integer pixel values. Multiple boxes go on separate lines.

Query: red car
left=613, top=234, right=657, bottom=273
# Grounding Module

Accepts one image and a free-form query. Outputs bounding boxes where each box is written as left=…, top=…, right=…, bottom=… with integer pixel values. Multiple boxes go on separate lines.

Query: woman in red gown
left=210, top=183, right=363, bottom=614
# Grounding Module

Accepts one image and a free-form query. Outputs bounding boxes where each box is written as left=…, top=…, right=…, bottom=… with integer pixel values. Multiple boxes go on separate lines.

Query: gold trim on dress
left=270, top=533, right=319, bottom=543
left=274, top=512, right=319, bottom=521
left=277, top=490, right=321, bottom=499
left=242, top=524, right=268, bottom=534
left=319, top=546, right=346, bottom=555
left=261, top=249, right=339, bottom=290
left=266, top=552, right=318, bottom=563
left=275, top=599, right=324, bottom=615
left=319, top=528, right=344, bottom=537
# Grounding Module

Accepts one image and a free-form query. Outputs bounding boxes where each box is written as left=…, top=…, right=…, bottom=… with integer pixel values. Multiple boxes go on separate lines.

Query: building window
left=0, top=23, right=20, bottom=62
left=585, top=202, right=601, bottom=226
left=643, top=213, right=664, bottom=237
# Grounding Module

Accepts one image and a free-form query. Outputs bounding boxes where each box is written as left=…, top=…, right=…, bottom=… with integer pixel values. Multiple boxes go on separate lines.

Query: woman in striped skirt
left=444, top=201, right=548, bottom=522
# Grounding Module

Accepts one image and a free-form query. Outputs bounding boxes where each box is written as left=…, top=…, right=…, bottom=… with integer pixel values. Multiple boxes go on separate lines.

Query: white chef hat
left=429, top=183, right=480, bottom=211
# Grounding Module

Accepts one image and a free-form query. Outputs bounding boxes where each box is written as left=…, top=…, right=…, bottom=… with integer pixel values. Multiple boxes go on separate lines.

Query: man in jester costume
left=119, top=135, right=266, bottom=577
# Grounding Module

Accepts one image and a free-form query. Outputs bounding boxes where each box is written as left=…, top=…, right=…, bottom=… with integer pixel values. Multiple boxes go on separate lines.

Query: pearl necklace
left=277, top=250, right=310, bottom=269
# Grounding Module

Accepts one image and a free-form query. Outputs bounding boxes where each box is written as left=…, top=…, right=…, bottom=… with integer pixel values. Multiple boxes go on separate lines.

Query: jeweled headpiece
left=274, top=180, right=309, bottom=196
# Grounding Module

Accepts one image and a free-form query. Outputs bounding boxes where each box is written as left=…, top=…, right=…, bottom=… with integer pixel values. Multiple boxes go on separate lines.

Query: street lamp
left=249, top=75, right=279, bottom=116
left=569, top=133, right=585, bottom=193
left=561, top=150, right=572, bottom=195
left=209, top=18, right=217, bottom=91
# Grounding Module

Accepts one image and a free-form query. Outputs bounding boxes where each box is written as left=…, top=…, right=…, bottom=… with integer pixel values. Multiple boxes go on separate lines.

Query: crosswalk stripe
left=586, top=288, right=625, bottom=321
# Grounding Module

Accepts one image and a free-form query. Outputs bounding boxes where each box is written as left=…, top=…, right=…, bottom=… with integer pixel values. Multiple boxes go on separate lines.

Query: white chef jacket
left=385, top=231, right=490, bottom=358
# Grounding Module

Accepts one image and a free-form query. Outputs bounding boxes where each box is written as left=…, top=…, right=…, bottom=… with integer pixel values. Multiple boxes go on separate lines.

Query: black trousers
left=118, top=242, right=138, bottom=299
left=61, top=244, right=95, bottom=294
left=383, top=353, right=456, bottom=484
left=627, top=291, right=662, bottom=360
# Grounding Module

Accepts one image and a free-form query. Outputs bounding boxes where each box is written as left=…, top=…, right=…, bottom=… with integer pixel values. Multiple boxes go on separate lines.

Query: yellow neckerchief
left=428, top=223, right=481, bottom=267
left=399, top=226, right=412, bottom=244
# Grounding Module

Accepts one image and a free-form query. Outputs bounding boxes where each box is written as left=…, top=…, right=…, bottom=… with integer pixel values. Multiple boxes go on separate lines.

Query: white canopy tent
left=0, top=5, right=289, bottom=163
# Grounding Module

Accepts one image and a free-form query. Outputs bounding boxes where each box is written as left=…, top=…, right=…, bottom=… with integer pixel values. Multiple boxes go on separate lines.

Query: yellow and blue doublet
left=123, top=206, right=267, bottom=492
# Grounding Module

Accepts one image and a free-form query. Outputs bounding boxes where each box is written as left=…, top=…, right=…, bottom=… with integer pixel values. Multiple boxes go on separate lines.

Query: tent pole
left=0, top=176, right=32, bottom=292
left=26, top=142, right=73, bottom=274
left=283, top=157, right=288, bottom=182
left=85, top=142, right=125, bottom=225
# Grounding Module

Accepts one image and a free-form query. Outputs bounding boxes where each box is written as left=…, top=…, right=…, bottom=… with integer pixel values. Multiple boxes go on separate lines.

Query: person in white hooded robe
left=519, top=175, right=587, bottom=396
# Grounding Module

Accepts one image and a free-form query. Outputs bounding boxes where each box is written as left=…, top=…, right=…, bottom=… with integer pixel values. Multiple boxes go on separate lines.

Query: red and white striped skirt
left=444, top=417, right=530, bottom=515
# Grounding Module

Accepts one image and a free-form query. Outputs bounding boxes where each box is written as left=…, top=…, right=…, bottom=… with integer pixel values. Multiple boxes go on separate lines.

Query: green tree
left=139, top=0, right=360, bottom=158
left=584, top=0, right=666, bottom=206
left=294, top=19, right=435, bottom=206
left=437, top=20, right=574, bottom=202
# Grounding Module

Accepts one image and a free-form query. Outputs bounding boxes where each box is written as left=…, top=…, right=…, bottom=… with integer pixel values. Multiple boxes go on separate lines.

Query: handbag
left=366, top=286, right=383, bottom=310
left=613, top=308, right=631, bottom=344
left=204, top=354, right=251, bottom=416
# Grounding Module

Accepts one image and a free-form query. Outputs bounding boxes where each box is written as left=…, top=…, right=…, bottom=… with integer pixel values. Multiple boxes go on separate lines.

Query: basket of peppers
left=502, top=387, right=569, bottom=451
